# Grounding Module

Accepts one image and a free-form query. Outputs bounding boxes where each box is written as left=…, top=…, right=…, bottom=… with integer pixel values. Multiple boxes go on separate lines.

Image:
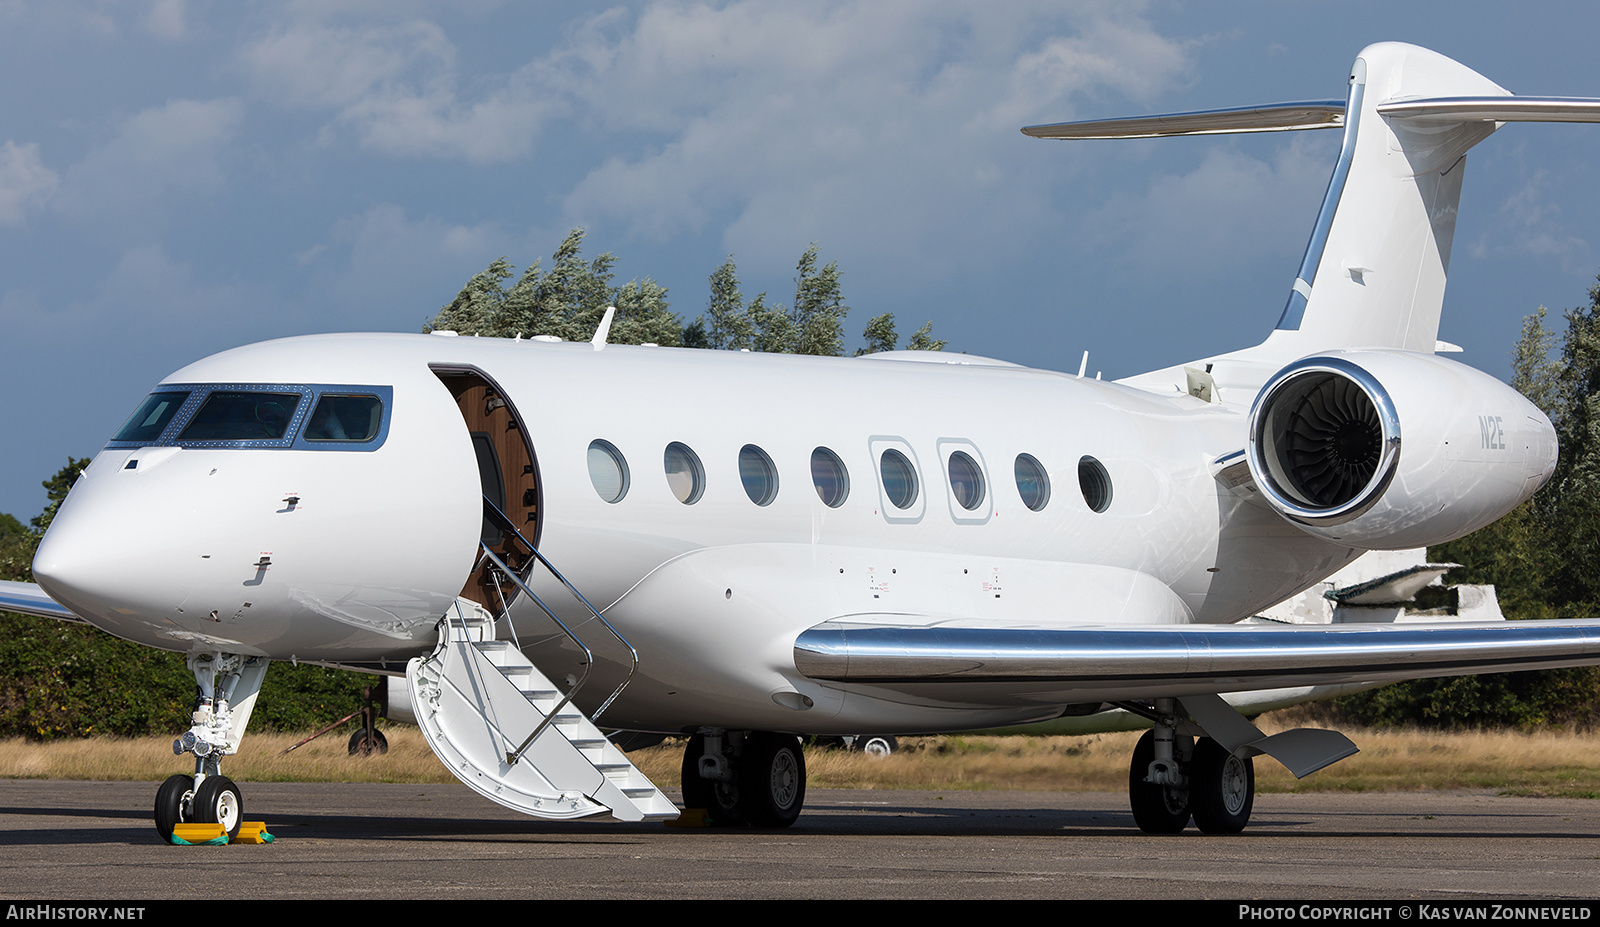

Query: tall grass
left=5, top=722, right=1600, bottom=797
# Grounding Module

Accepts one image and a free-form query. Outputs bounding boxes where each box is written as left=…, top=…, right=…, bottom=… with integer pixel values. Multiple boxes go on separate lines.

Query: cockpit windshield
left=304, top=394, right=383, bottom=442
left=112, top=391, right=190, bottom=443
left=178, top=391, right=303, bottom=442
left=106, top=384, right=391, bottom=451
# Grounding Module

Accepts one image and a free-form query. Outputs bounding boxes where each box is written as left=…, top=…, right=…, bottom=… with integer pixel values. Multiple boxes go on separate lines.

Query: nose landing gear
left=153, top=652, right=267, bottom=844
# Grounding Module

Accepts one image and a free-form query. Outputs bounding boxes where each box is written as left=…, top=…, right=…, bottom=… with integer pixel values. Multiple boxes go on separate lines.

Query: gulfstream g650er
left=5, top=42, right=1600, bottom=840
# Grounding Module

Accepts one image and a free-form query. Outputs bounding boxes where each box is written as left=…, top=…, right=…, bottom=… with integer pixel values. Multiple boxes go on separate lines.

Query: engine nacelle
left=1246, top=350, right=1557, bottom=550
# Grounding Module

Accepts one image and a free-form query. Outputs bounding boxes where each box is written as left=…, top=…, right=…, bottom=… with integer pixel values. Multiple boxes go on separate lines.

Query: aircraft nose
left=30, top=517, right=95, bottom=616
left=30, top=455, right=174, bottom=628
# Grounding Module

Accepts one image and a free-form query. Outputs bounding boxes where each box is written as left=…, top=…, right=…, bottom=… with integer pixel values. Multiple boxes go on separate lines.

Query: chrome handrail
left=476, top=544, right=593, bottom=763
left=479, top=497, right=642, bottom=761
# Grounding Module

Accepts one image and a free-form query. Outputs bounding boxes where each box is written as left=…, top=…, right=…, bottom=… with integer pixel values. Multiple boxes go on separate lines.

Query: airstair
left=406, top=502, right=677, bottom=823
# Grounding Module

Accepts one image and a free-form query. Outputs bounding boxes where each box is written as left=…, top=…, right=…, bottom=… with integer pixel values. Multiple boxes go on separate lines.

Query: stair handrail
left=479, top=497, right=643, bottom=757
left=483, top=560, right=522, bottom=652
left=474, top=544, right=595, bottom=763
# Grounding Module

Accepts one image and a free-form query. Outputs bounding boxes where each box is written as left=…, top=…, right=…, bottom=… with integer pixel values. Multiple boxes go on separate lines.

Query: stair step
left=407, top=595, right=677, bottom=824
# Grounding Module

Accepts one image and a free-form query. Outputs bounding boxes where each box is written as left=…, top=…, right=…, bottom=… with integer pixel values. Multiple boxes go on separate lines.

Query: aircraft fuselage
left=35, top=332, right=1361, bottom=734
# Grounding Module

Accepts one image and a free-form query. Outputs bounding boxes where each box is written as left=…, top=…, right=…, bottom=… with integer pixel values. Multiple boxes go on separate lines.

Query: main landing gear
left=154, top=652, right=268, bottom=843
left=681, top=729, right=806, bottom=828
left=1127, top=698, right=1255, bottom=835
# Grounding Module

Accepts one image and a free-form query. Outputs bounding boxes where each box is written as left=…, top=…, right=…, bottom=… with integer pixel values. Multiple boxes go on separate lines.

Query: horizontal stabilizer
left=0, top=580, right=84, bottom=623
left=1023, top=101, right=1346, bottom=139
left=1378, top=96, right=1600, bottom=124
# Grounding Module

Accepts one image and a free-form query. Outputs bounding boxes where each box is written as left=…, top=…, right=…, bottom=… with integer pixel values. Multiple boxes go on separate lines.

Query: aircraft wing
left=0, top=580, right=87, bottom=624
left=792, top=618, right=1600, bottom=704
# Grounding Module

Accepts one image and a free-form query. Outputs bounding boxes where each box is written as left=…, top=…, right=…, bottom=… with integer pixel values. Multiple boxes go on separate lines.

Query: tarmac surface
left=3, top=781, right=1600, bottom=900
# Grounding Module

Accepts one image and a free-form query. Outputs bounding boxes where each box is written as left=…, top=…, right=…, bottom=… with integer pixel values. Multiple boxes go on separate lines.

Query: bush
left=0, top=613, right=377, bottom=740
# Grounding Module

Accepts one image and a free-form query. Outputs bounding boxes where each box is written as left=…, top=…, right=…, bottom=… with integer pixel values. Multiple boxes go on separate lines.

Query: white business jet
left=6, top=42, right=1600, bottom=840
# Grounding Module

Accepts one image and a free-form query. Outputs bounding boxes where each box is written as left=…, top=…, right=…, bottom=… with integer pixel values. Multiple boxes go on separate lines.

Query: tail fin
left=1270, top=43, right=1503, bottom=355
left=1027, top=42, right=1600, bottom=392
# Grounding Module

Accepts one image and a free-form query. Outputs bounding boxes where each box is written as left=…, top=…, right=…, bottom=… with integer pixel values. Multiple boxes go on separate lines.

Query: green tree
left=441, top=230, right=945, bottom=357
left=908, top=321, right=947, bottom=352
left=856, top=313, right=897, bottom=356
left=1511, top=307, right=1562, bottom=414
left=0, top=514, right=31, bottom=584
left=702, top=256, right=754, bottom=351
left=32, top=457, right=90, bottom=536
left=789, top=244, right=848, bottom=356
left=855, top=313, right=944, bottom=355
left=427, top=229, right=683, bottom=346
left=1338, top=276, right=1600, bottom=729
left=1543, top=284, right=1600, bottom=610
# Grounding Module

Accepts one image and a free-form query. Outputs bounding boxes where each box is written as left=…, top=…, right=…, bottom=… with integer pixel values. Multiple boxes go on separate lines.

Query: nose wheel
left=154, top=773, right=245, bottom=843
left=154, top=774, right=193, bottom=843
left=681, top=732, right=746, bottom=825
left=194, top=775, right=244, bottom=839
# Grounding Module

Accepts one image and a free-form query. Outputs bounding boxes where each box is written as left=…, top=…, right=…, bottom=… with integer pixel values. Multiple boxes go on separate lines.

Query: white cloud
left=53, top=98, right=244, bottom=222
left=240, top=19, right=555, bottom=162
left=4, top=243, right=256, bottom=335
left=242, top=20, right=454, bottom=110
left=546, top=2, right=1191, bottom=274
left=145, top=0, right=187, bottom=41
left=0, top=141, right=58, bottom=223
left=1469, top=169, right=1590, bottom=269
left=1074, top=133, right=1335, bottom=276
left=311, top=204, right=512, bottom=326
left=233, top=0, right=1190, bottom=191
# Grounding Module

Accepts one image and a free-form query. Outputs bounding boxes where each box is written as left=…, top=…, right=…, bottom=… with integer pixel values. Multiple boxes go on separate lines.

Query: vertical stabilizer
left=1264, top=43, right=1506, bottom=356
left=1027, top=43, right=1600, bottom=399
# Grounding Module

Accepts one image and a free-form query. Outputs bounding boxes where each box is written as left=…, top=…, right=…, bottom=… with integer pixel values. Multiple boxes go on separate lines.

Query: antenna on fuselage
left=591, top=306, right=617, bottom=350
left=1077, top=351, right=1089, bottom=378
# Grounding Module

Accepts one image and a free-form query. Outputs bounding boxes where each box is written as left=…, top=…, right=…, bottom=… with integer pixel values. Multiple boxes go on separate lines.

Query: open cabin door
left=431, top=367, right=541, bottom=607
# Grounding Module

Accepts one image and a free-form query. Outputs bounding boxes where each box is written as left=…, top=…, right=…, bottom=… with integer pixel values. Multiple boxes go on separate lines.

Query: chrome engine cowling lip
left=1247, top=355, right=1402, bottom=527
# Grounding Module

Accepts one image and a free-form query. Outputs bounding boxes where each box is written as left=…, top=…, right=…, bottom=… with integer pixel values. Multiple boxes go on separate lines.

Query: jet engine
left=1246, top=350, right=1556, bottom=550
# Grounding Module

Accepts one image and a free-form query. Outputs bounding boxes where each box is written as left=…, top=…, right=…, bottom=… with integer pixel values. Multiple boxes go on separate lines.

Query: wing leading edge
left=793, top=619, right=1600, bottom=700
left=0, top=580, right=85, bottom=624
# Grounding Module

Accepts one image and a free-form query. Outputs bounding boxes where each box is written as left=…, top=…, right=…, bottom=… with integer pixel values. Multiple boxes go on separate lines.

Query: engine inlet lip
left=1247, top=355, right=1402, bottom=527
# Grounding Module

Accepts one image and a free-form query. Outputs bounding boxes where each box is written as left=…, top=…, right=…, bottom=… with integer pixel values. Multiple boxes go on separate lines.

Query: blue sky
left=4, top=1, right=1600, bottom=520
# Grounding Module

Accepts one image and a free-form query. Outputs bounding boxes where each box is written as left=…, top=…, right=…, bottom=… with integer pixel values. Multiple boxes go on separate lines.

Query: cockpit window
left=304, top=394, right=383, bottom=442
left=112, top=391, right=190, bottom=443
left=178, top=392, right=304, bottom=442
left=105, top=383, right=391, bottom=451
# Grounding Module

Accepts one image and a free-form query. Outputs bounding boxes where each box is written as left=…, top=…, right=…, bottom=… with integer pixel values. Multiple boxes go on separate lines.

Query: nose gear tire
left=193, top=775, right=244, bottom=840
left=154, top=774, right=193, bottom=844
